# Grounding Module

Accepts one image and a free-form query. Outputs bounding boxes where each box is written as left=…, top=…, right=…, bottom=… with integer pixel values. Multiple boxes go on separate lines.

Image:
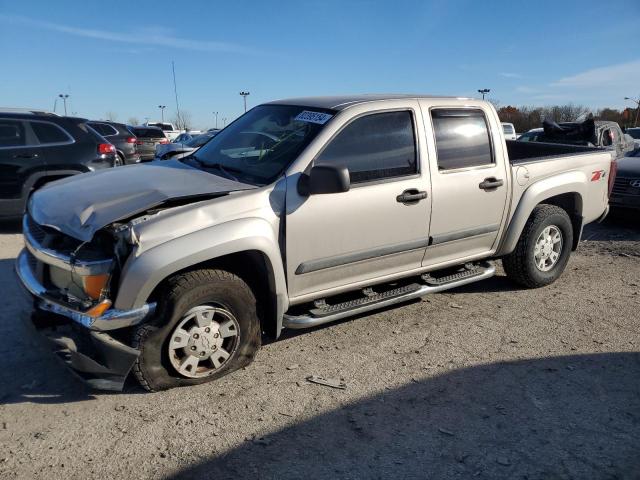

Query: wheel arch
left=497, top=172, right=586, bottom=256
left=115, top=219, right=288, bottom=338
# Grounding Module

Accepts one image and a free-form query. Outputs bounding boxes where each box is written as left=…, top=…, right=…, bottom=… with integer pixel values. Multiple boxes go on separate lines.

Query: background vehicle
left=155, top=131, right=217, bottom=160
left=610, top=148, right=640, bottom=211
left=144, top=121, right=181, bottom=141
left=0, top=112, right=116, bottom=218
left=502, top=122, right=517, bottom=140
left=172, top=132, right=202, bottom=144
left=88, top=121, right=140, bottom=165
left=130, top=126, right=168, bottom=161
left=16, top=95, right=612, bottom=391
left=517, top=119, right=634, bottom=159
left=625, top=127, right=640, bottom=148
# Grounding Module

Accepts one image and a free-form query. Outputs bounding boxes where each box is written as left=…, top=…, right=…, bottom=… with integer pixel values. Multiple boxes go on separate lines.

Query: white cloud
left=550, top=59, right=640, bottom=89
left=500, top=72, right=522, bottom=79
left=0, top=14, right=259, bottom=55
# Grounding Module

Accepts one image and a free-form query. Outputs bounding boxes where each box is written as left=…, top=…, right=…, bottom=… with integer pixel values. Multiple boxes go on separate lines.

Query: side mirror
left=298, top=164, right=350, bottom=196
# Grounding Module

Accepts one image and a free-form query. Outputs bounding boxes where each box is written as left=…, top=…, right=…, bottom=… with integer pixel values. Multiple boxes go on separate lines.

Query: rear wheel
left=132, top=269, right=261, bottom=391
left=115, top=153, right=124, bottom=167
left=502, top=204, right=573, bottom=288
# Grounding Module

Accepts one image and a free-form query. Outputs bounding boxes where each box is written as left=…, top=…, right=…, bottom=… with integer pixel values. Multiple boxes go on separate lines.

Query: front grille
left=25, top=214, right=48, bottom=243
left=612, top=177, right=640, bottom=196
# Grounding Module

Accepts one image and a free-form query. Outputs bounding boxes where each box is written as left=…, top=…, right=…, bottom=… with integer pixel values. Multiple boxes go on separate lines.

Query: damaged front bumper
left=24, top=310, right=140, bottom=391
left=16, top=249, right=157, bottom=390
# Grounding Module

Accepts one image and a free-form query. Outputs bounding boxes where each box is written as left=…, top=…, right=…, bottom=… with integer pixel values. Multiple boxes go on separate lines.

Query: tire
left=502, top=204, right=573, bottom=289
left=132, top=269, right=261, bottom=391
left=115, top=153, right=124, bottom=167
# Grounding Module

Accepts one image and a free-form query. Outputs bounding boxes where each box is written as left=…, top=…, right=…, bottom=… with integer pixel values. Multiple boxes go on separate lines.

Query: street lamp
left=222, top=117, right=227, bottom=127
left=213, top=111, right=218, bottom=129
left=58, top=94, right=69, bottom=115
left=158, top=105, right=166, bottom=122
left=239, top=91, right=250, bottom=113
left=477, top=89, right=490, bottom=100
left=624, top=96, right=640, bottom=127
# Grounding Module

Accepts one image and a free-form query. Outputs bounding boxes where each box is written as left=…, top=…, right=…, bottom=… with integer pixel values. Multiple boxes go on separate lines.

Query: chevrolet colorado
left=16, top=95, right=614, bottom=391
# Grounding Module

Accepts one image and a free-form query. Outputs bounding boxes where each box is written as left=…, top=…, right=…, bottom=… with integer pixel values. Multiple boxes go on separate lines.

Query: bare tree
left=105, top=111, right=118, bottom=121
left=171, top=111, right=193, bottom=131
left=127, top=117, right=140, bottom=126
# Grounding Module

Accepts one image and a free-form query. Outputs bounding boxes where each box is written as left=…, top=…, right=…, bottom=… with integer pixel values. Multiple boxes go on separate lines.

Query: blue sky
left=1, top=0, right=639, bottom=129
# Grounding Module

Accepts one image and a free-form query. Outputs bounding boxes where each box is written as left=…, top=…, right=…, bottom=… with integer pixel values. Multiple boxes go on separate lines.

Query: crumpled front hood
left=29, top=159, right=257, bottom=241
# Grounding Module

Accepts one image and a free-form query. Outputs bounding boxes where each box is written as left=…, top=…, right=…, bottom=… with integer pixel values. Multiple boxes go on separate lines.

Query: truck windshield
left=187, top=105, right=335, bottom=185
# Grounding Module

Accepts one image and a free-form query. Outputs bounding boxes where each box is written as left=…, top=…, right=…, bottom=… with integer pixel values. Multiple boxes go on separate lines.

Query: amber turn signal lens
left=85, top=299, right=112, bottom=318
left=82, top=274, right=110, bottom=300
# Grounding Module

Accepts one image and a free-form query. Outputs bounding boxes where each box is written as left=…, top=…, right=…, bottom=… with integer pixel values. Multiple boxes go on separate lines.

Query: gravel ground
left=0, top=214, right=639, bottom=480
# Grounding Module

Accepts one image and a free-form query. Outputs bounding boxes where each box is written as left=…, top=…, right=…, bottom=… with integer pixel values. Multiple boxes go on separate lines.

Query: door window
left=316, top=111, right=417, bottom=183
left=0, top=120, right=26, bottom=147
left=30, top=121, right=72, bottom=145
left=431, top=109, right=493, bottom=170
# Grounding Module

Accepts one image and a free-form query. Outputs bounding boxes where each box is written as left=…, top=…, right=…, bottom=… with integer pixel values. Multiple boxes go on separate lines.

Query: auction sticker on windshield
left=294, top=111, right=333, bottom=124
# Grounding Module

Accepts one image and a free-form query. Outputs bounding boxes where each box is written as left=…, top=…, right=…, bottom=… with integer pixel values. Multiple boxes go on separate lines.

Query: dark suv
left=88, top=121, right=140, bottom=165
left=130, top=126, right=168, bottom=161
left=0, top=112, right=116, bottom=219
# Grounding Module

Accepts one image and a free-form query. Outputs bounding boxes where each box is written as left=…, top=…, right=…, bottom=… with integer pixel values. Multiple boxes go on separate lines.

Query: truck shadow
left=582, top=210, right=640, bottom=241
left=0, top=219, right=22, bottom=234
left=167, top=352, right=640, bottom=480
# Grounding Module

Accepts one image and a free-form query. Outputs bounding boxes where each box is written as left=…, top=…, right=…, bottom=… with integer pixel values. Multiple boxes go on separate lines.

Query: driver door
left=285, top=103, right=431, bottom=301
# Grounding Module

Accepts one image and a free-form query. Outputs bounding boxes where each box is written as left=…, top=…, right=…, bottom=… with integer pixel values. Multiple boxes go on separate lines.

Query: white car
left=145, top=121, right=181, bottom=141
left=501, top=122, right=517, bottom=140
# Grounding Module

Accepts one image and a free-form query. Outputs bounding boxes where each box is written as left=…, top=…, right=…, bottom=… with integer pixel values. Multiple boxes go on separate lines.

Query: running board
left=283, top=261, right=495, bottom=329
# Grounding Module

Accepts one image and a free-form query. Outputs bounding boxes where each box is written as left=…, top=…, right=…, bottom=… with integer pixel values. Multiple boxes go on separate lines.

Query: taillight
left=126, top=137, right=137, bottom=144
left=98, top=143, right=115, bottom=155
left=608, top=156, right=617, bottom=197
left=159, top=138, right=169, bottom=144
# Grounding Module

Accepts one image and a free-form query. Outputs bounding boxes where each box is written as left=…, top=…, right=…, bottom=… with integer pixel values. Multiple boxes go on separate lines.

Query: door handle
left=479, top=177, right=504, bottom=190
left=396, top=189, right=428, bottom=205
left=12, top=153, right=38, bottom=159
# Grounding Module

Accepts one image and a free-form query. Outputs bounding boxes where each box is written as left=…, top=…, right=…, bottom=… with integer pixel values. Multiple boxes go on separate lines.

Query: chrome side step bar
left=283, top=262, right=496, bottom=329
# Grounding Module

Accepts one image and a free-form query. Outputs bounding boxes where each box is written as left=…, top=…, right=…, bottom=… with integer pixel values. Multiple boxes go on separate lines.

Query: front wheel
left=502, top=204, right=573, bottom=288
left=132, top=269, right=261, bottom=391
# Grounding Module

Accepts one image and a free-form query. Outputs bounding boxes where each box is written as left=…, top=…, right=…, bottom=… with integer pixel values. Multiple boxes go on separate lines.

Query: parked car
left=16, top=95, right=613, bottom=391
left=0, top=112, right=116, bottom=219
left=609, top=148, right=640, bottom=211
left=88, top=121, right=140, bottom=165
left=130, top=126, right=168, bottom=161
left=144, top=121, right=181, bottom=141
left=501, top=122, right=517, bottom=140
left=172, top=132, right=200, bottom=144
left=517, top=119, right=634, bottom=159
left=624, top=127, right=640, bottom=149
left=155, top=132, right=217, bottom=160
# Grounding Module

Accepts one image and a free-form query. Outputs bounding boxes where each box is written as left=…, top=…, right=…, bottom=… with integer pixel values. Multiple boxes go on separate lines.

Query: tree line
left=493, top=102, right=639, bottom=133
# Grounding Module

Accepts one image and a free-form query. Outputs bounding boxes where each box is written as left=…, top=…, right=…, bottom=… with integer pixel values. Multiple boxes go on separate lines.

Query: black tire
left=502, top=204, right=573, bottom=289
left=115, top=153, right=124, bottom=167
left=132, top=269, right=261, bottom=391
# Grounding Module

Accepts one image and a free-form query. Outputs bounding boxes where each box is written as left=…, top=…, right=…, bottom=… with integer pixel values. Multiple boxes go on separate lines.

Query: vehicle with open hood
left=16, top=95, right=613, bottom=391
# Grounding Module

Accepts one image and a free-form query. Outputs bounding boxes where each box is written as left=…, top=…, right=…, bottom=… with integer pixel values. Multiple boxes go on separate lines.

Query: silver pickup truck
left=16, top=95, right=614, bottom=391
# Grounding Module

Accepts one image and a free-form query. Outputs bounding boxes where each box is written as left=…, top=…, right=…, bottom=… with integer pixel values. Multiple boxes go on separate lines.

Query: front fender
left=496, top=171, right=586, bottom=256
left=114, top=218, right=288, bottom=330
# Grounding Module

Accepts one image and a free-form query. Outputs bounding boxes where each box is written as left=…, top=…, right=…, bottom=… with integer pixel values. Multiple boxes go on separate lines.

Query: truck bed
left=506, top=140, right=602, bottom=165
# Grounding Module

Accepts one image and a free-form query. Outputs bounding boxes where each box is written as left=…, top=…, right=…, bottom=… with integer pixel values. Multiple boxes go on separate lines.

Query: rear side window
left=89, top=122, right=118, bottom=137
left=502, top=124, right=514, bottom=134
left=432, top=109, right=493, bottom=170
left=0, top=119, right=26, bottom=147
left=30, top=121, right=72, bottom=145
left=316, top=111, right=417, bottom=183
left=133, top=128, right=166, bottom=139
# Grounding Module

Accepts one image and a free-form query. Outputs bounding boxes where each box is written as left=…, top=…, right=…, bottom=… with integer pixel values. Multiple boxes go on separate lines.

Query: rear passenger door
left=0, top=118, right=44, bottom=212
left=421, top=106, right=509, bottom=267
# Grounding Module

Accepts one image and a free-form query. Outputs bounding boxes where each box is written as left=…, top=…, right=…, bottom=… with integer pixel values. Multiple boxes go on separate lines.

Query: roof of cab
left=266, top=94, right=470, bottom=111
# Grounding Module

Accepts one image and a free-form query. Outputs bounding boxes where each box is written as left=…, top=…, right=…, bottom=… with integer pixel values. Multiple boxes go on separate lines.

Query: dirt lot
left=0, top=214, right=639, bottom=480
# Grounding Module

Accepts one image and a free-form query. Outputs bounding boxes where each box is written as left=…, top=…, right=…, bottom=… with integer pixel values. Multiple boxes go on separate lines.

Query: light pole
left=213, top=111, right=218, bottom=129
left=222, top=117, right=227, bottom=127
left=158, top=105, right=166, bottom=122
left=477, top=89, right=490, bottom=100
left=239, top=91, right=250, bottom=112
left=58, top=94, right=69, bottom=115
left=624, top=96, right=640, bottom=127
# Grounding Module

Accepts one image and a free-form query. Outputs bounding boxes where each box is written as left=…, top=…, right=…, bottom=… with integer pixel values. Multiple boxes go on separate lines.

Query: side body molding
left=114, top=218, right=288, bottom=335
left=496, top=171, right=585, bottom=256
